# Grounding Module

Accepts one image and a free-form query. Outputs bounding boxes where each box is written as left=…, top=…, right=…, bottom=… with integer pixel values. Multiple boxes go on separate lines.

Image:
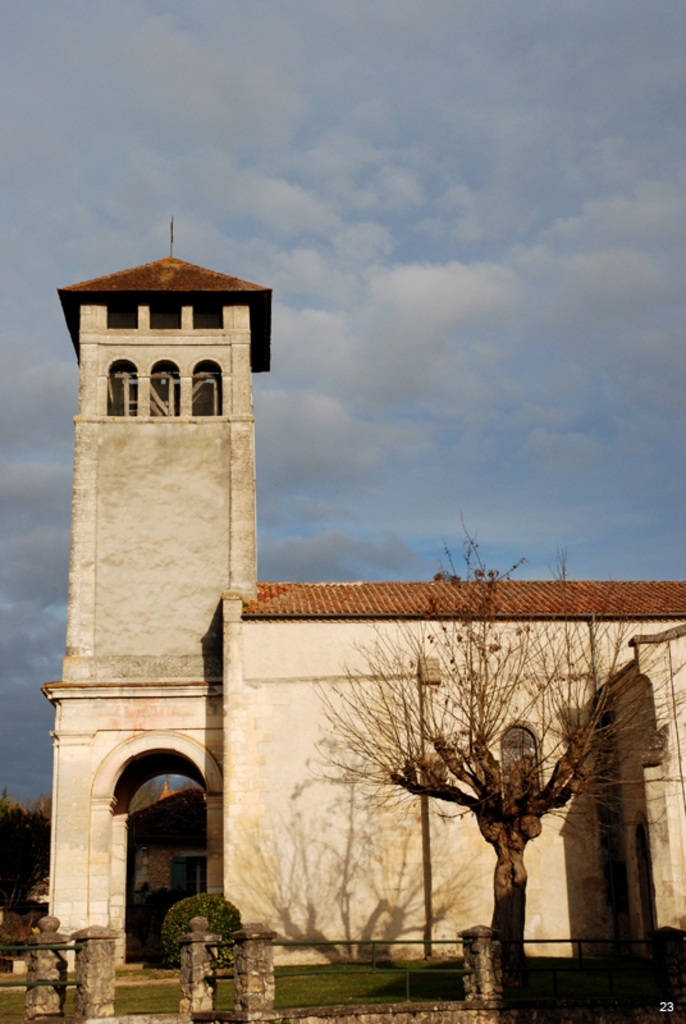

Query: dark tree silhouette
left=0, top=791, right=51, bottom=907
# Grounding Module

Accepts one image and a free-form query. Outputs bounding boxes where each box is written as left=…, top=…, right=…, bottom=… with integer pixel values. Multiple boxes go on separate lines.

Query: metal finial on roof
left=170, top=216, right=174, bottom=258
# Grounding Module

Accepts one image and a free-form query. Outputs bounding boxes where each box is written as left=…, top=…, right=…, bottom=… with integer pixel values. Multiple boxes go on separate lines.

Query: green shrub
left=160, top=893, right=241, bottom=968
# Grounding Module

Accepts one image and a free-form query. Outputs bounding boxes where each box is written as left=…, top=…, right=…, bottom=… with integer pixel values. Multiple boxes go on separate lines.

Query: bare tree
left=321, top=542, right=666, bottom=981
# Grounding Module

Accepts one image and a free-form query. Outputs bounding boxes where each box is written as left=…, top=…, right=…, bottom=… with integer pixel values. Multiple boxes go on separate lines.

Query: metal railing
left=213, top=937, right=467, bottom=1003
left=503, top=938, right=655, bottom=998
left=213, top=935, right=657, bottom=1005
left=272, top=938, right=467, bottom=1003
left=0, top=943, right=82, bottom=991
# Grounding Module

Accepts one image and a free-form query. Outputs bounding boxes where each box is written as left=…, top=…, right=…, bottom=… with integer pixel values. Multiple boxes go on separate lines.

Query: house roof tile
left=128, top=788, right=206, bottom=843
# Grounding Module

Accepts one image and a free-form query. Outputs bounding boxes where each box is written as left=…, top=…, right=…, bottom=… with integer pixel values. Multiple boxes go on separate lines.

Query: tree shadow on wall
left=232, top=778, right=474, bottom=960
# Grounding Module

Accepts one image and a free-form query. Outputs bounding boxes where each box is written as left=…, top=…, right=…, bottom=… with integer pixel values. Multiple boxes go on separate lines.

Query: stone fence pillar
left=26, top=916, right=68, bottom=1019
left=652, top=926, right=686, bottom=1005
left=179, top=916, right=221, bottom=1013
left=232, top=923, right=277, bottom=1020
left=459, top=925, right=503, bottom=1007
left=71, top=925, right=119, bottom=1018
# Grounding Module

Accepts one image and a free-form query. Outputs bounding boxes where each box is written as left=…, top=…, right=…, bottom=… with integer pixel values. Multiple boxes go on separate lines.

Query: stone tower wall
left=63, top=301, right=256, bottom=684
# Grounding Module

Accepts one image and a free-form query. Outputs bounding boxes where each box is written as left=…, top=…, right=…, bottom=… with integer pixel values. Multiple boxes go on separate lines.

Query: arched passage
left=114, top=753, right=206, bottom=813
left=93, top=731, right=222, bottom=803
left=90, top=733, right=222, bottom=961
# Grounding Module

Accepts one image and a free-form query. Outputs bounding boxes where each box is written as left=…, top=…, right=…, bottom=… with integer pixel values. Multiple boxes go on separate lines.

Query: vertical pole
left=420, top=794, right=433, bottom=958
left=417, top=667, right=432, bottom=958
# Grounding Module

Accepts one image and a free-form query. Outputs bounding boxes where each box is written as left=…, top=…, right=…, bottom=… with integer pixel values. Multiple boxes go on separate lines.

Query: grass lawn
left=0, top=986, right=76, bottom=1022
left=116, top=982, right=182, bottom=1015
left=273, top=955, right=657, bottom=1006
left=271, top=960, right=466, bottom=1007
left=503, top=956, right=657, bottom=1000
left=0, top=955, right=657, bottom=1019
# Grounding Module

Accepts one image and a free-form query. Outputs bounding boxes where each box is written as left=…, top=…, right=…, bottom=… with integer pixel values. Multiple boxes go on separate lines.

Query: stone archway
left=92, top=731, right=222, bottom=803
left=89, top=733, right=222, bottom=961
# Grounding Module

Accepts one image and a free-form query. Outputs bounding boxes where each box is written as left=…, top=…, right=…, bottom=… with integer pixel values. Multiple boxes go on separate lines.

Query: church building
left=44, top=257, right=686, bottom=961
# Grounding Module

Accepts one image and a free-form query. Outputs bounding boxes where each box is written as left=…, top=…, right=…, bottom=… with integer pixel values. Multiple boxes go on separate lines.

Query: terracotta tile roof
left=59, top=257, right=269, bottom=294
left=128, top=788, right=206, bottom=844
left=58, top=257, right=271, bottom=371
left=244, top=580, right=686, bottom=619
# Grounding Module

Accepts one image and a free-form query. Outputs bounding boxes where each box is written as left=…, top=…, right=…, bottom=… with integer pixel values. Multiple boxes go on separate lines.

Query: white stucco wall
left=221, top=616, right=645, bottom=950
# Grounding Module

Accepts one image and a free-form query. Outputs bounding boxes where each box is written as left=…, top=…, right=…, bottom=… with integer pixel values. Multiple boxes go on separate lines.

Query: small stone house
left=127, top=787, right=207, bottom=901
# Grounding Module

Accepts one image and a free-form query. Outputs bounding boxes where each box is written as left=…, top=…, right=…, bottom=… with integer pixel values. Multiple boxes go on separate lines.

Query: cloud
left=0, top=0, right=685, bottom=794
left=0, top=605, right=63, bottom=797
left=259, top=530, right=423, bottom=582
left=542, top=248, right=679, bottom=332
left=369, top=260, right=520, bottom=332
left=521, top=428, right=606, bottom=475
left=546, top=182, right=686, bottom=250
left=256, top=389, right=398, bottom=491
left=0, top=463, right=72, bottom=605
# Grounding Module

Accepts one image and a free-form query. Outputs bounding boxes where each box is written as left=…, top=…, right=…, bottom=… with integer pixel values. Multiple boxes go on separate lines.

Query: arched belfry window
left=502, top=726, right=538, bottom=791
left=192, top=361, right=222, bottom=416
left=108, top=361, right=138, bottom=417
left=150, top=361, right=180, bottom=417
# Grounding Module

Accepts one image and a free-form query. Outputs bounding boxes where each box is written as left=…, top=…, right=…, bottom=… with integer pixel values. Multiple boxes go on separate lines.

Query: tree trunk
left=491, top=835, right=528, bottom=985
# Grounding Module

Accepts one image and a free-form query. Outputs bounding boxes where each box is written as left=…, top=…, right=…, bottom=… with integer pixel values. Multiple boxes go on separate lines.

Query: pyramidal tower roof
left=58, top=257, right=272, bottom=371
left=60, top=256, right=269, bottom=294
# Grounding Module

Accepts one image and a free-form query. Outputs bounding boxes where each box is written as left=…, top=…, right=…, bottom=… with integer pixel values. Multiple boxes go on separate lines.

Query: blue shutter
left=171, top=857, right=186, bottom=891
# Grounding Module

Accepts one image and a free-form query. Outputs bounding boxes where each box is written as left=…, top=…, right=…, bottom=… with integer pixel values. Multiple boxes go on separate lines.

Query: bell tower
left=58, top=257, right=271, bottom=685
left=47, top=257, right=271, bottom=948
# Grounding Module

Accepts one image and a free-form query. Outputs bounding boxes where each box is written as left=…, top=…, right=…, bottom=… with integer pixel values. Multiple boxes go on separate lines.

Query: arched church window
left=502, top=725, right=538, bottom=790
left=192, top=361, right=222, bottom=416
left=150, top=361, right=180, bottom=417
left=107, top=361, right=138, bottom=417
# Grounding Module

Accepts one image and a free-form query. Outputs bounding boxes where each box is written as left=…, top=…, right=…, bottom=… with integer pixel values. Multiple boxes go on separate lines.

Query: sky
left=0, top=0, right=684, bottom=796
